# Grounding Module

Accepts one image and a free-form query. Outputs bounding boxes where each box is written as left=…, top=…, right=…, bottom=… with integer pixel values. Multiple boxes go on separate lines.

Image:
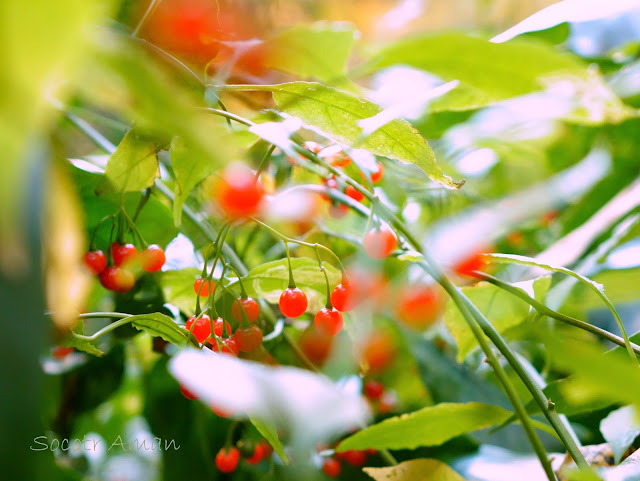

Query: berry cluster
left=84, top=242, right=166, bottom=293
left=214, top=440, right=273, bottom=474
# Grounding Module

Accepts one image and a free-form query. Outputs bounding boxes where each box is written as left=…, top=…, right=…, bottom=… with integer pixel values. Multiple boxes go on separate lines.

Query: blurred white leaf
left=169, top=349, right=370, bottom=446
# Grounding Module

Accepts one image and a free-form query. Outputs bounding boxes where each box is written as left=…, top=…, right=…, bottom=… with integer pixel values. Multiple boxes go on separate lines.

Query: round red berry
left=345, top=185, right=364, bottom=202
left=52, top=346, right=74, bottom=359
left=194, top=277, right=214, bottom=297
left=337, top=449, right=367, bottom=467
left=363, top=226, right=397, bottom=259
left=83, top=250, right=107, bottom=275
left=234, top=325, right=263, bottom=352
left=111, top=242, right=138, bottom=267
left=214, top=317, right=232, bottom=338
left=185, top=314, right=212, bottom=343
left=215, top=447, right=240, bottom=473
left=396, top=285, right=442, bottom=329
left=314, top=308, right=343, bottom=336
left=370, top=161, right=384, bottom=184
left=231, top=297, right=260, bottom=323
left=453, top=251, right=488, bottom=277
left=361, top=331, right=397, bottom=373
left=322, top=457, right=341, bottom=478
left=330, top=283, right=356, bottom=312
left=363, top=380, right=385, bottom=401
left=245, top=442, right=266, bottom=465
left=180, top=385, right=198, bottom=400
left=299, top=327, right=333, bottom=366
left=279, top=287, right=308, bottom=318
left=215, top=163, right=265, bottom=218
left=212, top=337, right=239, bottom=356
left=139, top=244, right=166, bottom=272
left=99, top=266, right=135, bottom=293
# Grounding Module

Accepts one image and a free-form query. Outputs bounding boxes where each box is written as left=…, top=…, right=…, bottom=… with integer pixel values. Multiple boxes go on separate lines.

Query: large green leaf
left=337, top=402, right=512, bottom=451
left=600, top=405, right=640, bottom=464
left=444, top=279, right=546, bottom=361
left=249, top=416, right=290, bottom=465
left=244, top=257, right=341, bottom=313
left=230, top=82, right=461, bottom=189
left=170, top=137, right=216, bottom=226
left=364, top=459, right=465, bottom=481
left=360, top=32, right=629, bottom=119
left=264, top=23, right=356, bottom=83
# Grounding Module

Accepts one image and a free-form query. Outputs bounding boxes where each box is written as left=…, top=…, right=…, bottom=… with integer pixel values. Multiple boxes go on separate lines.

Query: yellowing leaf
left=364, top=459, right=466, bottom=481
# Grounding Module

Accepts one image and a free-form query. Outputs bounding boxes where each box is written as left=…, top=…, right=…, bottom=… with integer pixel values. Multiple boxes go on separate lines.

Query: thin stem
left=314, top=247, right=332, bottom=309
left=131, top=0, right=159, bottom=37
left=474, top=271, right=640, bottom=356
left=284, top=241, right=295, bottom=289
left=256, top=144, right=276, bottom=180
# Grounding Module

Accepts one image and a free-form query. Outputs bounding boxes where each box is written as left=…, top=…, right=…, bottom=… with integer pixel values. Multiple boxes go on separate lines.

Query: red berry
left=231, top=297, right=260, bottom=323
left=370, top=161, right=384, bottom=183
left=345, top=185, right=364, bottom=202
left=363, top=380, right=385, bottom=401
left=52, top=346, right=74, bottom=359
left=330, top=283, right=356, bottom=312
left=328, top=204, right=348, bottom=219
left=299, top=327, right=333, bottom=366
left=279, top=287, right=308, bottom=318
left=363, top=226, right=397, bottom=259
left=194, top=277, right=214, bottom=297
left=234, top=325, right=263, bottom=352
left=320, top=146, right=351, bottom=167
left=453, top=251, right=487, bottom=277
left=216, top=447, right=240, bottom=473
left=99, top=266, right=135, bottom=293
left=139, top=244, right=166, bottom=272
left=185, top=314, right=212, bottom=343
left=215, top=163, right=265, bottom=218
left=83, top=250, right=107, bottom=275
left=396, top=285, right=442, bottom=329
left=212, top=337, right=239, bottom=355
left=143, top=0, right=221, bottom=66
left=180, top=385, right=198, bottom=400
left=314, top=308, right=343, bottom=336
left=322, top=457, right=341, bottom=478
left=245, top=442, right=266, bottom=465
left=337, top=450, right=367, bottom=467
left=361, top=331, right=397, bottom=373
left=111, top=242, right=138, bottom=267
left=214, top=317, right=232, bottom=337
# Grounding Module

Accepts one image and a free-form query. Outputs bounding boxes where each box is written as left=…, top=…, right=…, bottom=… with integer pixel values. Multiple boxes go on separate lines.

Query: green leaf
left=234, top=82, right=461, bottom=189
left=264, top=23, right=356, bottom=82
left=337, top=402, right=512, bottom=451
left=161, top=268, right=201, bottom=316
left=244, top=257, right=341, bottom=313
left=62, top=328, right=104, bottom=357
left=361, top=32, right=629, bottom=120
left=485, top=253, right=636, bottom=361
left=170, top=137, right=216, bottom=226
left=444, top=281, right=532, bottom=361
left=249, top=416, right=290, bottom=465
left=100, top=129, right=161, bottom=193
left=364, top=459, right=466, bottom=481
left=547, top=336, right=640, bottom=411
left=126, top=313, right=193, bottom=346
left=600, top=406, right=640, bottom=464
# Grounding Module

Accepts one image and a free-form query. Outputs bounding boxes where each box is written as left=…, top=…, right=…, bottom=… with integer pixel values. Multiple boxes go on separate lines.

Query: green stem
left=283, top=241, right=296, bottom=289
left=314, top=247, right=332, bottom=309
left=256, top=144, right=276, bottom=180
left=474, top=271, right=640, bottom=356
